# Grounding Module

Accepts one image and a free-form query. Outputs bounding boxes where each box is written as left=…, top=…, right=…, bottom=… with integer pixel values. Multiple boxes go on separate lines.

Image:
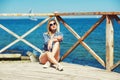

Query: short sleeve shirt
left=43, top=32, right=63, bottom=51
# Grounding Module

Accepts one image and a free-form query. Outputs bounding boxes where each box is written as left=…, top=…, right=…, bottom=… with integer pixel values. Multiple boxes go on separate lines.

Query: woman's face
left=49, top=21, right=57, bottom=32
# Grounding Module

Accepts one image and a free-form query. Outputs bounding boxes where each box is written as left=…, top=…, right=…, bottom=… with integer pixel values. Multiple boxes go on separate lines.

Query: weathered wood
left=59, top=16, right=105, bottom=67
left=111, top=61, right=120, bottom=71
left=0, top=12, right=120, bottom=17
left=0, top=13, right=54, bottom=16
left=106, top=15, right=114, bottom=71
left=55, top=12, right=120, bottom=16
left=26, top=51, right=38, bottom=62
left=21, top=17, right=51, bottom=38
left=0, top=39, right=20, bottom=53
left=0, top=62, right=120, bottom=80
left=0, top=54, right=30, bottom=60
left=21, top=17, right=51, bottom=53
left=57, top=16, right=81, bottom=62
left=81, top=15, right=105, bottom=40
left=0, top=12, right=120, bottom=72
left=113, top=15, right=120, bottom=24
left=0, top=54, right=21, bottom=59
left=21, top=56, right=30, bottom=60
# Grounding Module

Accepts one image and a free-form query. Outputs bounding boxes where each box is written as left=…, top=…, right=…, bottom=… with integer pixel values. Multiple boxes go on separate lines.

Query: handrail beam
left=0, top=12, right=120, bottom=17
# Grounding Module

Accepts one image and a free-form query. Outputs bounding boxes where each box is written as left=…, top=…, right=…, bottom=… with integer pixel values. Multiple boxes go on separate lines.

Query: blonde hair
left=47, top=19, right=58, bottom=36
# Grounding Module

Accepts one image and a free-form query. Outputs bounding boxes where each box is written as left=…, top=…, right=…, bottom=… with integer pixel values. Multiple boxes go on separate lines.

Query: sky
left=0, top=0, right=120, bottom=18
left=0, top=0, right=120, bottom=13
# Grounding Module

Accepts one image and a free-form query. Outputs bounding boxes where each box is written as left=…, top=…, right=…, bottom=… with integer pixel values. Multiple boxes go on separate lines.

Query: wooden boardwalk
left=0, top=12, right=120, bottom=71
left=0, top=61, right=120, bottom=80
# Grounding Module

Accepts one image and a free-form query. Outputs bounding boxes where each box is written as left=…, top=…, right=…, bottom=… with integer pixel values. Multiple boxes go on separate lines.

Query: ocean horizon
left=0, top=18, right=120, bottom=73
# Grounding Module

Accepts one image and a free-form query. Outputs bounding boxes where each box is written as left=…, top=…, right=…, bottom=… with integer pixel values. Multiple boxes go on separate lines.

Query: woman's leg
left=54, top=49, right=60, bottom=61
left=46, top=42, right=63, bottom=71
left=46, top=42, right=60, bottom=65
left=39, top=51, right=48, bottom=64
left=39, top=42, right=63, bottom=70
left=39, top=42, right=60, bottom=64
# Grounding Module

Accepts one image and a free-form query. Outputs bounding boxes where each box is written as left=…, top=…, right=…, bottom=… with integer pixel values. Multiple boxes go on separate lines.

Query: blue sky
left=0, top=0, right=120, bottom=13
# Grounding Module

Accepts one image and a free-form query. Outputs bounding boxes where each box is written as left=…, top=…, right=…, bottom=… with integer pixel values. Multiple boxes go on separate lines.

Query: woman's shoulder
left=43, top=32, right=48, bottom=35
left=43, top=32, right=49, bottom=37
left=56, top=32, right=63, bottom=34
left=56, top=32, right=63, bottom=36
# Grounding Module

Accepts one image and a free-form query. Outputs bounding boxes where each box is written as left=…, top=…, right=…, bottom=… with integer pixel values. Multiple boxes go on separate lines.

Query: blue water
left=0, top=18, right=120, bottom=73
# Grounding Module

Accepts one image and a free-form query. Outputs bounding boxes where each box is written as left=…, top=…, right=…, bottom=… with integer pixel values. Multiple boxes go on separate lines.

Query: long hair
left=47, top=19, right=58, bottom=36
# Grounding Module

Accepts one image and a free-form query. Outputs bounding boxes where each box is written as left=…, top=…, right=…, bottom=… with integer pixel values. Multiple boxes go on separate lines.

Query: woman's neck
left=50, top=33, right=54, bottom=39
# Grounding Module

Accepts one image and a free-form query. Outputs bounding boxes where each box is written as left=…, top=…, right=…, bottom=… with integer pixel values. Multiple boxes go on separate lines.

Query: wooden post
left=106, top=15, right=114, bottom=71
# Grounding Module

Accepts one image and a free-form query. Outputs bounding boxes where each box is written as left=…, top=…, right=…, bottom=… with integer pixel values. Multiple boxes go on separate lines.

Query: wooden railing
left=0, top=12, right=120, bottom=71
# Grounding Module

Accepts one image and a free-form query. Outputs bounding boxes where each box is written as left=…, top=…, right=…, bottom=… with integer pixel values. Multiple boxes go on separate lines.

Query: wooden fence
left=0, top=12, right=120, bottom=71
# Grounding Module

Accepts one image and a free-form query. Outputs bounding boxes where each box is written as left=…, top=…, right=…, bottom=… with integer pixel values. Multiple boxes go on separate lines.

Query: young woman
left=39, top=19, right=63, bottom=71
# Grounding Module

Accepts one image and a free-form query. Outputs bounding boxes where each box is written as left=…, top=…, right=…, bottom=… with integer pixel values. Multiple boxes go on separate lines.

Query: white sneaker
left=56, top=63, right=63, bottom=71
left=43, top=61, right=51, bottom=68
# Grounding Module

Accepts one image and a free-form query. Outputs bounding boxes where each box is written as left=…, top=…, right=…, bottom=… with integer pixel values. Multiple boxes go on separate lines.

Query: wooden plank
left=20, top=17, right=52, bottom=53
left=111, top=61, right=120, bottom=71
left=26, top=51, right=38, bottom=62
left=21, top=39, right=43, bottom=54
left=57, top=16, right=80, bottom=39
left=0, top=62, right=120, bottom=80
left=0, top=24, right=20, bottom=38
left=21, top=17, right=52, bottom=38
left=55, top=12, right=120, bottom=16
left=57, top=16, right=82, bottom=61
left=0, top=54, right=21, bottom=59
left=0, top=24, right=23, bottom=53
left=81, top=15, right=105, bottom=40
left=113, top=15, right=120, bottom=24
left=0, top=13, right=54, bottom=16
left=106, top=16, right=114, bottom=71
left=21, top=56, right=30, bottom=60
left=0, top=39, right=20, bottom=53
left=60, top=40, right=80, bottom=61
left=0, top=12, right=120, bottom=17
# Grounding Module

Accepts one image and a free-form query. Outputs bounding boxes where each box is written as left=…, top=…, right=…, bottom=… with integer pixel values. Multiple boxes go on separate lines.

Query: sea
left=0, top=18, right=120, bottom=73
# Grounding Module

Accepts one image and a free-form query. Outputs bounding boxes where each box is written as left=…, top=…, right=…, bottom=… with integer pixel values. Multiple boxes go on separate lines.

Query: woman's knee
left=39, top=53, right=48, bottom=64
left=54, top=42, right=60, bottom=46
left=46, top=52, right=53, bottom=57
left=53, top=42, right=60, bottom=49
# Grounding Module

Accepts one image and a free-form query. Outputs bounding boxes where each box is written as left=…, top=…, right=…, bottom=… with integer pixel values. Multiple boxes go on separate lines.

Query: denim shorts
left=43, top=44, right=53, bottom=52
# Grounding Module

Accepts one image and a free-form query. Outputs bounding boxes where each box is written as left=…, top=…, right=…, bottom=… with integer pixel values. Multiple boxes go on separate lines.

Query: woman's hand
left=47, top=36, right=63, bottom=51
left=54, top=36, right=63, bottom=42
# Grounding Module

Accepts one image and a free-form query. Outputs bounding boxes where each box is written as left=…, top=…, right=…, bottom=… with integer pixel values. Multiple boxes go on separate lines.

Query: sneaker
left=43, top=61, right=51, bottom=68
left=56, top=63, right=63, bottom=71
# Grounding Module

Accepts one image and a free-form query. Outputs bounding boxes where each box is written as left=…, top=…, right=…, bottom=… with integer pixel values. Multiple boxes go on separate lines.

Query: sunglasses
left=49, top=22, right=56, bottom=27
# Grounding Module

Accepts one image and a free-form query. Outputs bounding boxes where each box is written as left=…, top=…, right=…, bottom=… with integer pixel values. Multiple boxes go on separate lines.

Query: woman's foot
left=56, top=63, right=63, bottom=71
left=43, top=61, right=51, bottom=68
